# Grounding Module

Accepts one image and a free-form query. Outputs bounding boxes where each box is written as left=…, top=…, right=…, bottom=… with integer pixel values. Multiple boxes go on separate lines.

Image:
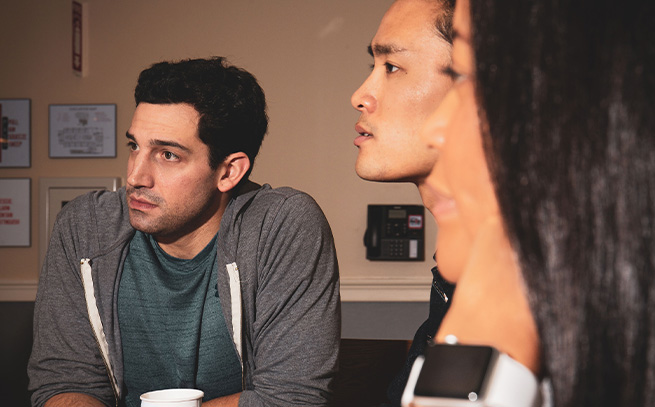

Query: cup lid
left=140, top=388, right=204, bottom=402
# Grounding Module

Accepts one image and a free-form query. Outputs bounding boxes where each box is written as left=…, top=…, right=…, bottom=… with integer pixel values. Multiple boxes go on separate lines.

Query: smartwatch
left=401, top=343, right=540, bottom=407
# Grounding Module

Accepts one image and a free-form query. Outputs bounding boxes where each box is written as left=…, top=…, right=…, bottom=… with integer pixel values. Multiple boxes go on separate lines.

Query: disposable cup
left=140, top=388, right=204, bottom=407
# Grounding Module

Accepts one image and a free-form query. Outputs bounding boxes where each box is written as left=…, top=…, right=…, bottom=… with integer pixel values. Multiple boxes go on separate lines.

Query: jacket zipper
left=225, top=262, right=246, bottom=389
left=80, top=258, right=120, bottom=407
left=88, top=321, right=120, bottom=407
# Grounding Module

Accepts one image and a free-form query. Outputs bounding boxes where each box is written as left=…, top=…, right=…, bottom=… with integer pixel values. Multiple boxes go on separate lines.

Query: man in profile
left=29, top=57, right=340, bottom=407
left=351, top=0, right=455, bottom=405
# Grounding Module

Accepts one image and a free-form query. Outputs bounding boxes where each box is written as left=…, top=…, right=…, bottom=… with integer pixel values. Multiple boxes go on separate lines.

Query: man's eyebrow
left=124, top=132, right=191, bottom=153
left=367, top=43, right=407, bottom=57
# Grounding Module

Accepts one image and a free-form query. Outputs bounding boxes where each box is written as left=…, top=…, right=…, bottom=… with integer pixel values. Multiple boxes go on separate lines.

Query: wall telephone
left=364, top=204, right=425, bottom=261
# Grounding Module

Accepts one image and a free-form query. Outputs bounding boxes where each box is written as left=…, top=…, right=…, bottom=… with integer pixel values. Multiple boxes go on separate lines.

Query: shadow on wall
left=0, top=302, right=34, bottom=407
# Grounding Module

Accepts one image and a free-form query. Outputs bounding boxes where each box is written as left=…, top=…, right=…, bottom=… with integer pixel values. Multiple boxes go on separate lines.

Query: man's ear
left=217, top=152, right=251, bottom=193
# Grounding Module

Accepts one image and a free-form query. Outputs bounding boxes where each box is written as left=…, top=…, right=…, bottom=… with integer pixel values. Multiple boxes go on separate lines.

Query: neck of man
left=155, top=192, right=232, bottom=259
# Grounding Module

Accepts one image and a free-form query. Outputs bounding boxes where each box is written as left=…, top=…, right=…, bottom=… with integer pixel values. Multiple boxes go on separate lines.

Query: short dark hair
left=434, top=0, right=455, bottom=44
left=134, top=57, right=268, bottom=178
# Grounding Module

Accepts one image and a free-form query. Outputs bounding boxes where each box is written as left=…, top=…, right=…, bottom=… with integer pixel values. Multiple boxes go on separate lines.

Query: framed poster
left=49, top=104, right=116, bottom=158
left=0, top=178, right=31, bottom=247
left=39, top=177, right=121, bottom=263
left=0, top=99, right=31, bottom=168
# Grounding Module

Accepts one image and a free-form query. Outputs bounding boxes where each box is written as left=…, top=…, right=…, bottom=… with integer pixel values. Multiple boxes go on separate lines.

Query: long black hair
left=470, top=0, right=655, bottom=405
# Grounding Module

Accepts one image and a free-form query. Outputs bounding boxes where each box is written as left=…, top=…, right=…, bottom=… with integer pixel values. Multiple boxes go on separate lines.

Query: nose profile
left=127, top=151, right=153, bottom=189
left=351, top=76, right=377, bottom=113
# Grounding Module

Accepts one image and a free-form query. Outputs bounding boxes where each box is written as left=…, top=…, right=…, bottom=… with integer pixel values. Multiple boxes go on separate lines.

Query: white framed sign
left=0, top=99, right=31, bottom=168
left=0, top=178, right=31, bottom=247
left=39, top=177, right=121, bottom=264
left=49, top=104, right=116, bottom=158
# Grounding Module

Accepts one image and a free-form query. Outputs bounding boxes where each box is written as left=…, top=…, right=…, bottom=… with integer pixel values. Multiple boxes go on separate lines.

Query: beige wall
left=0, top=0, right=436, bottom=300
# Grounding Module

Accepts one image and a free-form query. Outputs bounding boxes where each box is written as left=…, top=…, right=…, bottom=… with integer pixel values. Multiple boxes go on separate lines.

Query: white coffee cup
left=140, top=388, right=204, bottom=407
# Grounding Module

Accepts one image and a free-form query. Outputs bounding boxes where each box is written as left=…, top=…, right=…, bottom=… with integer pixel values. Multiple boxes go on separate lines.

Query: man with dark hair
left=350, top=1, right=455, bottom=405
left=28, top=57, right=340, bottom=407
left=133, top=58, right=268, bottom=174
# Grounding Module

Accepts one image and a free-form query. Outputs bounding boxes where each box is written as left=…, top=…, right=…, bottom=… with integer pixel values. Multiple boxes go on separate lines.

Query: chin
left=357, top=173, right=404, bottom=183
left=435, top=256, right=462, bottom=284
left=129, top=217, right=157, bottom=235
left=355, top=166, right=382, bottom=182
left=435, top=238, right=469, bottom=284
left=356, top=164, right=408, bottom=183
left=355, top=154, right=383, bottom=180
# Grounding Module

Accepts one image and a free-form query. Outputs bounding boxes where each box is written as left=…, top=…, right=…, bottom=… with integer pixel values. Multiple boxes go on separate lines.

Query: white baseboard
left=0, top=277, right=431, bottom=303
left=0, top=280, right=38, bottom=302
left=340, top=276, right=431, bottom=302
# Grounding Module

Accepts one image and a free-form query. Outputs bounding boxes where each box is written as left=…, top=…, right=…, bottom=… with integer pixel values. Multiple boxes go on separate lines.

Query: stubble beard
left=126, top=186, right=221, bottom=242
left=126, top=186, right=172, bottom=237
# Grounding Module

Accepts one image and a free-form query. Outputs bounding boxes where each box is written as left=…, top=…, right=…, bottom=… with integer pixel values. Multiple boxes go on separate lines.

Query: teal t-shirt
left=118, top=231, right=242, bottom=407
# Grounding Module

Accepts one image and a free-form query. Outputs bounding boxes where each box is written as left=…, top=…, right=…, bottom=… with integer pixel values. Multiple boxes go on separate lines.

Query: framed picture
left=0, top=178, right=31, bottom=247
left=39, top=177, right=121, bottom=263
left=0, top=99, right=31, bottom=168
left=48, top=104, right=117, bottom=158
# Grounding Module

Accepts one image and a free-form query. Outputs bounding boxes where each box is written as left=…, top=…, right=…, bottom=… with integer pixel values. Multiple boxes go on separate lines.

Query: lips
left=128, top=196, right=157, bottom=211
left=354, top=123, right=373, bottom=147
left=355, top=123, right=372, bottom=137
left=127, top=190, right=159, bottom=212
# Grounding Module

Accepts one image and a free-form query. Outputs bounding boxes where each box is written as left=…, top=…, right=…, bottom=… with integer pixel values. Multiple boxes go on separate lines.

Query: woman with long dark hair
left=420, top=0, right=655, bottom=405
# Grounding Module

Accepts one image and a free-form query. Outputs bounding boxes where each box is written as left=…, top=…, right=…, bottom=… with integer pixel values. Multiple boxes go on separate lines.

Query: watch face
left=414, top=344, right=495, bottom=399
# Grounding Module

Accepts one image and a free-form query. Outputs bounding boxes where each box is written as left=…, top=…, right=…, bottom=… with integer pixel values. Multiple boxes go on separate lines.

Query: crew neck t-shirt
left=118, top=231, right=242, bottom=407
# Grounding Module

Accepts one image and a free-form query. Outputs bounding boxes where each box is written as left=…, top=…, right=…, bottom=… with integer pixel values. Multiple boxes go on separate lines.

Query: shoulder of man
left=229, top=181, right=326, bottom=221
left=54, top=186, right=132, bottom=252
left=56, top=186, right=126, bottom=220
left=219, top=182, right=333, bottom=262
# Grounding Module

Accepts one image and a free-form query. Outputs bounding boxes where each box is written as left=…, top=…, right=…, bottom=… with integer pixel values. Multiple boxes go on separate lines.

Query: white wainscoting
left=0, top=278, right=431, bottom=302
left=339, top=276, right=431, bottom=302
left=0, top=280, right=38, bottom=302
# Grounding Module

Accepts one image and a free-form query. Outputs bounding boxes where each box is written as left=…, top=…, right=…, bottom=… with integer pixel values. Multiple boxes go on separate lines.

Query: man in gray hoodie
left=28, top=57, right=340, bottom=407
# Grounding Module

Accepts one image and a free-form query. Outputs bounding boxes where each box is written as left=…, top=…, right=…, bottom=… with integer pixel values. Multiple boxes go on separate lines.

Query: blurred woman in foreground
left=421, top=0, right=655, bottom=405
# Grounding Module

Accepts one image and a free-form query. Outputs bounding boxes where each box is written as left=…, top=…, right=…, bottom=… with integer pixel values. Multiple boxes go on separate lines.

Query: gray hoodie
left=28, top=182, right=341, bottom=407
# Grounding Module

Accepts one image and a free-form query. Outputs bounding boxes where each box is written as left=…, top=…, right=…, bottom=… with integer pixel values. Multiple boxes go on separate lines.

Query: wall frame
left=48, top=104, right=116, bottom=158
left=0, top=178, right=31, bottom=246
left=0, top=99, right=31, bottom=168
left=39, top=177, right=121, bottom=264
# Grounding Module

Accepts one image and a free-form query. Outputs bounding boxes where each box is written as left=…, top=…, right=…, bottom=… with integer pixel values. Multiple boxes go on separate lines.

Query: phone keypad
left=382, top=239, right=406, bottom=258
